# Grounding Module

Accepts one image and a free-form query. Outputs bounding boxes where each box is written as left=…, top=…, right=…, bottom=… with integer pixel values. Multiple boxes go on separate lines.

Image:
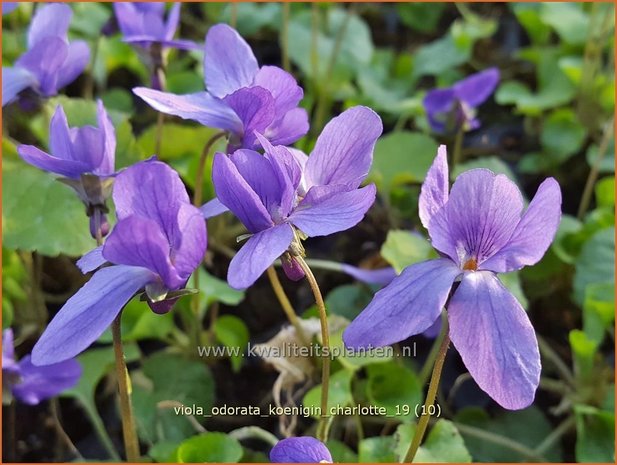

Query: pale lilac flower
left=18, top=101, right=116, bottom=237
left=423, top=68, right=500, bottom=134
left=270, top=437, right=332, bottom=463
left=211, top=106, right=382, bottom=289
left=3, top=329, right=81, bottom=405
left=133, top=23, right=308, bottom=150
left=344, top=146, right=562, bottom=409
left=31, top=160, right=207, bottom=365
left=2, top=4, right=90, bottom=106
left=2, top=2, right=18, bottom=15
left=114, top=2, right=196, bottom=51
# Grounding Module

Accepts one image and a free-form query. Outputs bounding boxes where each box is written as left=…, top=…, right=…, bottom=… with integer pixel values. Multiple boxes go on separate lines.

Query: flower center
left=462, top=258, right=478, bottom=271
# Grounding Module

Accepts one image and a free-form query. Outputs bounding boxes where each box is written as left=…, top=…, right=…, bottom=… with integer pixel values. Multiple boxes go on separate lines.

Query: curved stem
left=266, top=266, right=310, bottom=346
left=451, top=127, right=465, bottom=171
left=534, top=416, right=575, bottom=456
left=537, top=335, right=576, bottom=387
left=295, top=256, right=331, bottom=443
left=194, top=131, right=227, bottom=207
left=403, top=319, right=450, bottom=463
left=228, top=426, right=279, bottom=447
left=111, top=316, right=140, bottom=461
left=419, top=312, right=447, bottom=385
left=577, top=118, right=614, bottom=219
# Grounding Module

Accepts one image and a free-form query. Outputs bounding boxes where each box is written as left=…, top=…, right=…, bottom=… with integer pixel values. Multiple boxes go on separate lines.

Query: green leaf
left=455, top=406, right=563, bottom=461
left=327, top=439, right=358, bottom=463
left=121, top=298, right=175, bottom=342
left=325, top=284, right=373, bottom=321
left=370, top=131, right=438, bottom=198
left=569, top=329, right=599, bottom=381
left=303, top=369, right=353, bottom=418
left=381, top=230, right=433, bottom=273
left=366, top=362, right=422, bottom=421
left=595, top=177, right=615, bottom=208
left=358, top=436, right=397, bottom=463
left=540, top=109, right=587, bottom=159
left=510, top=3, right=552, bottom=45
left=573, top=227, right=615, bottom=305
left=394, top=420, right=472, bottom=462
left=70, top=2, right=111, bottom=39
left=331, top=329, right=392, bottom=371
left=575, top=405, right=615, bottom=462
left=586, top=138, right=615, bottom=173
left=412, top=34, right=469, bottom=77
left=539, top=3, right=590, bottom=45
left=2, top=157, right=94, bottom=256
left=583, top=282, right=615, bottom=344
left=174, top=432, right=243, bottom=463
left=397, top=3, right=446, bottom=33
left=213, top=315, right=250, bottom=372
left=134, top=352, right=215, bottom=444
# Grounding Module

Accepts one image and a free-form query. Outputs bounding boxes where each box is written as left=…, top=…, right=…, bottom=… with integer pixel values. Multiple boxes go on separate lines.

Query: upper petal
left=448, top=271, right=540, bottom=410
left=28, top=3, right=72, bottom=47
left=423, top=87, right=456, bottom=133
left=270, top=437, right=333, bottom=463
left=204, top=23, right=259, bottom=98
left=288, top=184, right=376, bottom=237
left=170, top=203, right=207, bottom=281
left=2, top=67, right=36, bottom=106
left=428, top=169, right=524, bottom=267
left=212, top=152, right=273, bottom=233
left=17, top=37, right=68, bottom=96
left=103, top=215, right=182, bottom=290
left=419, top=145, right=450, bottom=229
left=31, top=265, right=155, bottom=365
left=453, top=67, right=500, bottom=108
left=77, top=246, right=106, bottom=273
left=133, top=88, right=242, bottom=133
left=12, top=355, right=81, bottom=405
left=94, top=100, right=116, bottom=175
left=253, top=66, right=303, bottom=116
left=305, top=106, right=383, bottom=189
left=343, top=258, right=460, bottom=349
left=71, top=126, right=106, bottom=172
left=200, top=197, right=229, bottom=219
left=49, top=105, right=75, bottom=161
left=265, top=107, right=310, bottom=147
left=164, top=3, right=181, bottom=40
left=2, top=329, right=17, bottom=372
left=480, top=178, right=562, bottom=273
left=341, top=264, right=397, bottom=286
left=227, top=224, right=294, bottom=290
left=55, top=40, right=90, bottom=92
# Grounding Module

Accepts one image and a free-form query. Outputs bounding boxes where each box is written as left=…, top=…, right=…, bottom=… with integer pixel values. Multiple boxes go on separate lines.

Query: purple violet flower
left=423, top=68, right=500, bottom=134
left=114, top=2, right=196, bottom=51
left=18, top=100, right=116, bottom=237
left=2, top=2, right=18, bottom=15
left=3, top=329, right=81, bottom=405
left=31, top=160, right=207, bottom=366
left=344, top=146, right=562, bottom=409
left=211, top=106, right=382, bottom=290
left=133, top=23, right=308, bottom=150
left=270, top=437, right=332, bottom=463
left=2, top=3, right=90, bottom=106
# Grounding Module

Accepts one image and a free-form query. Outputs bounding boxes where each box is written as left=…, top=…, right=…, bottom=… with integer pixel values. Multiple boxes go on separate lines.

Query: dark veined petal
left=288, top=184, right=376, bottom=237
left=204, top=23, right=259, bottom=98
left=270, top=437, right=332, bottom=463
left=428, top=169, right=524, bottom=267
left=103, top=215, right=183, bottom=290
left=419, top=145, right=449, bottom=229
left=343, top=258, right=460, bottom=349
left=31, top=265, right=155, bottom=365
left=448, top=271, right=540, bottom=410
left=227, top=224, right=294, bottom=290
left=12, top=356, right=81, bottom=405
left=305, top=106, right=382, bottom=189
left=480, top=178, right=562, bottom=273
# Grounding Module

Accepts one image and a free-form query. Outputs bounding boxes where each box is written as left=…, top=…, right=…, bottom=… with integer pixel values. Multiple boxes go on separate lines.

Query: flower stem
left=403, top=319, right=450, bottom=463
left=451, top=127, right=464, bottom=171
left=418, top=313, right=446, bottom=385
left=266, top=266, right=310, bottom=346
left=194, top=131, right=228, bottom=207
left=295, top=256, right=331, bottom=443
left=111, top=315, right=140, bottom=462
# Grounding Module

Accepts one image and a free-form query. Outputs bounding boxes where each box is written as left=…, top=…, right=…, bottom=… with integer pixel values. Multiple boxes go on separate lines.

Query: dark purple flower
left=344, top=146, right=562, bottom=409
left=113, top=2, right=197, bottom=51
left=210, top=106, right=382, bottom=290
left=2, top=3, right=90, bottom=106
left=3, top=330, right=81, bottom=405
left=31, top=160, right=207, bottom=365
left=270, top=437, right=332, bottom=463
left=133, top=23, right=308, bottom=150
left=18, top=100, right=116, bottom=237
left=423, top=68, right=500, bottom=134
